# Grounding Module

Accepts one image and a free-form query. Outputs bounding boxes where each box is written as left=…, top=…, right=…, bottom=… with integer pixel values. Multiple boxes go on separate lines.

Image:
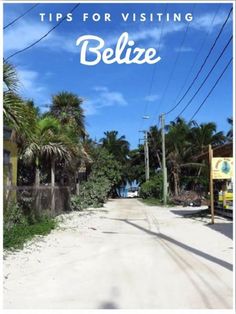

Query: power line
left=154, top=5, right=195, bottom=118
left=167, top=4, right=220, bottom=116
left=164, top=7, right=233, bottom=116
left=190, top=57, right=232, bottom=120
left=175, top=35, right=232, bottom=119
left=139, top=3, right=168, bottom=132
left=5, top=4, right=80, bottom=61
left=4, top=4, right=39, bottom=30
left=143, top=4, right=168, bottom=115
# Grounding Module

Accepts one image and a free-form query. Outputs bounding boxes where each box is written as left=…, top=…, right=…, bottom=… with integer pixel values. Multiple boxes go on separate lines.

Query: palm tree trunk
left=51, top=158, right=55, bottom=187
left=35, top=157, right=40, bottom=186
left=34, top=157, right=40, bottom=215
left=156, top=151, right=162, bottom=169
left=51, top=158, right=56, bottom=213
left=173, top=168, right=180, bottom=196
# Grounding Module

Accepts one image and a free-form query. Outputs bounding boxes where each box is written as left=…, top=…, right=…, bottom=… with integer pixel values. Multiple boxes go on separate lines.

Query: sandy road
left=3, top=199, right=233, bottom=309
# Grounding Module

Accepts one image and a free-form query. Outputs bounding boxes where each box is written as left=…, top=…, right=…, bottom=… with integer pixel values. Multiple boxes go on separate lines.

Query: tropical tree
left=100, top=130, right=130, bottom=164
left=189, top=122, right=225, bottom=155
left=165, top=118, right=193, bottom=196
left=126, top=146, right=145, bottom=184
left=3, top=61, right=35, bottom=135
left=148, top=125, right=162, bottom=170
left=226, top=117, right=233, bottom=141
left=50, top=91, right=85, bottom=138
left=22, top=116, right=76, bottom=187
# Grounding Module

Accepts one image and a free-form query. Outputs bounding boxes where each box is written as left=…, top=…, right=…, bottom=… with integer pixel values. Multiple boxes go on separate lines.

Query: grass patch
left=139, top=198, right=175, bottom=207
left=4, top=216, right=57, bottom=250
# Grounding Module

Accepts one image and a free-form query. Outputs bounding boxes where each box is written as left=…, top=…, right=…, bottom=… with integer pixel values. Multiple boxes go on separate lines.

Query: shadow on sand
left=106, top=217, right=233, bottom=272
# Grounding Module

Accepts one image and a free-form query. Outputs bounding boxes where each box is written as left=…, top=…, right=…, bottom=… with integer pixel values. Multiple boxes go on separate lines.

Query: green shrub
left=79, top=176, right=111, bottom=208
left=70, top=195, right=83, bottom=211
left=4, top=202, right=28, bottom=230
left=4, top=216, right=57, bottom=250
left=140, top=174, right=163, bottom=199
left=3, top=202, right=57, bottom=250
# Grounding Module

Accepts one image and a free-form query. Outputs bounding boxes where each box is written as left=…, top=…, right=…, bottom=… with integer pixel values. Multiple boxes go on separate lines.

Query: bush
left=70, top=195, right=83, bottom=211
left=79, top=176, right=111, bottom=208
left=71, top=177, right=111, bottom=210
left=4, top=216, right=56, bottom=250
left=4, top=202, right=27, bottom=230
left=3, top=202, right=57, bottom=250
left=140, top=174, right=163, bottom=199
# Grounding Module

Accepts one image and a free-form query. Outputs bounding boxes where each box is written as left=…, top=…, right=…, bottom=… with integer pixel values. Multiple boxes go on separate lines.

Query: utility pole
left=144, top=131, right=150, bottom=181
left=160, top=113, right=168, bottom=205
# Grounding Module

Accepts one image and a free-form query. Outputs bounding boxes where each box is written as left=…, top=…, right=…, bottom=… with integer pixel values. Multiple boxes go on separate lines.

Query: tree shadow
left=206, top=223, right=233, bottom=240
left=171, top=208, right=210, bottom=218
left=107, top=217, right=233, bottom=272
left=171, top=209, right=233, bottom=240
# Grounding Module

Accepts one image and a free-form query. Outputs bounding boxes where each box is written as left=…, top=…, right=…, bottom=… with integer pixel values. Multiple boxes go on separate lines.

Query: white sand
left=3, top=199, right=234, bottom=309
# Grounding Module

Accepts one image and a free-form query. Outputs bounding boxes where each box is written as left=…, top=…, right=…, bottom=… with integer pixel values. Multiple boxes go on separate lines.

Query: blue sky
left=3, top=2, right=233, bottom=148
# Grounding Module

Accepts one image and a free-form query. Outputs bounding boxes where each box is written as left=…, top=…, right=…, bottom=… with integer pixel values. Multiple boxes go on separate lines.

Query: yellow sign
left=212, top=157, right=234, bottom=179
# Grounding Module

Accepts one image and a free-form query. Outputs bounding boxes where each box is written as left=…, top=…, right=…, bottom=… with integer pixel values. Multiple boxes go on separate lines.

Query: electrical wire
left=175, top=35, right=232, bottom=119
left=164, top=6, right=233, bottom=116
left=167, top=4, right=221, bottom=116
left=190, top=57, right=232, bottom=121
left=138, top=4, right=168, bottom=132
left=4, top=4, right=39, bottom=30
left=154, top=5, right=195, bottom=118
left=5, top=4, right=80, bottom=61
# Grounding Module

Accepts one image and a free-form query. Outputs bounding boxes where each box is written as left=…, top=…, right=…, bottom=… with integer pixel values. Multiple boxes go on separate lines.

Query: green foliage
left=71, top=147, right=123, bottom=209
left=100, top=130, right=129, bottom=164
left=140, top=174, right=163, bottom=199
left=51, top=91, right=85, bottom=138
left=4, top=202, right=27, bottom=230
left=4, top=216, right=56, bottom=250
left=79, top=177, right=111, bottom=208
left=3, top=202, right=56, bottom=250
left=70, top=195, right=83, bottom=211
left=91, top=147, right=122, bottom=187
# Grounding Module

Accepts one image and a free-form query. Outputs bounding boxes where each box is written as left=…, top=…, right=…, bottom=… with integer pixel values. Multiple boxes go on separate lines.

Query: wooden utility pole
left=144, top=131, right=150, bottom=181
left=208, top=145, right=214, bottom=224
left=160, top=113, right=168, bottom=205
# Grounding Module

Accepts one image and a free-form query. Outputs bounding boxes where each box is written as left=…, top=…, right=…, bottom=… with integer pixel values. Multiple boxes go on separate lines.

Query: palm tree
left=226, top=117, right=233, bottom=141
left=3, top=61, right=35, bottom=135
left=189, top=122, right=225, bottom=155
left=148, top=125, right=162, bottom=170
left=100, top=130, right=130, bottom=164
left=22, top=116, right=74, bottom=187
left=50, top=91, right=85, bottom=138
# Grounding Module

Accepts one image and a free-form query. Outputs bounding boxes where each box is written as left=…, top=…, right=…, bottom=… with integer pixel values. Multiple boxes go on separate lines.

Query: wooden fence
left=4, top=185, right=71, bottom=217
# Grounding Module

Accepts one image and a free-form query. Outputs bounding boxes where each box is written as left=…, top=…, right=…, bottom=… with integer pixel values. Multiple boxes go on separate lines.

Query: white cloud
left=144, top=94, right=160, bottom=102
left=4, top=19, right=78, bottom=56
left=17, top=68, right=49, bottom=108
left=105, top=23, right=184, bottom=49
left=4, top=21, right=51, bottom=53
left=191, top=11, right=232, bottom=33
left=4, top=8, right=232, bottom=59
left=83, top=87, right=127, bottom=115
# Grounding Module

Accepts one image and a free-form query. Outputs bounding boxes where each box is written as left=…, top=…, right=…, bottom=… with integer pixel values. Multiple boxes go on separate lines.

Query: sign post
left=209, top=145, right=214, bottom=224
left=209, top=146, right=233, bottom=223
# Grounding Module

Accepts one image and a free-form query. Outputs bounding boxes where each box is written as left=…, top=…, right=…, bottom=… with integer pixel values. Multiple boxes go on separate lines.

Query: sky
left=3, top=2, right=233, bottom=148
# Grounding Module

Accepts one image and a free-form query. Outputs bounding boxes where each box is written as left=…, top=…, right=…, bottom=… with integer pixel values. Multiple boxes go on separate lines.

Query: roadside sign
left=212, top=157, right=234, bottom=179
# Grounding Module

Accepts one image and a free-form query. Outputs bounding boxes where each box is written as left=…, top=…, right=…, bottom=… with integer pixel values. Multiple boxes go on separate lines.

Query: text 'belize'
left=76, top=32, right=161, bottom=66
